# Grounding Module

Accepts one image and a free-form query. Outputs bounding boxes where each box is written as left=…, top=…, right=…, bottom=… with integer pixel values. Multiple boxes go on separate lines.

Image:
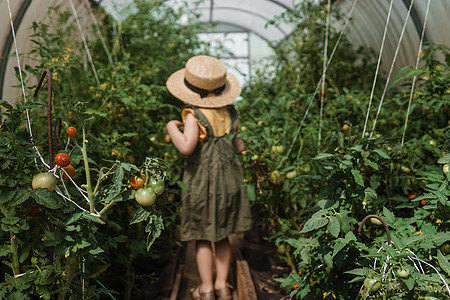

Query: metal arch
left=401, top=0, right=428, bottom=43
left=197, top=6, right=289, bottom=37
left=0, top=0, right=32, bottom=100
left=201, top=20, right=273, bottom=44
left=267, top=0, right=292, bottom=10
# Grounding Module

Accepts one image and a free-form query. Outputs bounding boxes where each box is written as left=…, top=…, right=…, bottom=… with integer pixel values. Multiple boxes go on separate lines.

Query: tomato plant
left=55, top=152, right=70, bottom=167
left=66, top=126, right=77, bottom=138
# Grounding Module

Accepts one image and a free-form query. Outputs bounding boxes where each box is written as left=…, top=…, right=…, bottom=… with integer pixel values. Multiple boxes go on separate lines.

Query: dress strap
left=225, top=105, right=240, bottom=133
left=191, top=106, right=215, bottom=137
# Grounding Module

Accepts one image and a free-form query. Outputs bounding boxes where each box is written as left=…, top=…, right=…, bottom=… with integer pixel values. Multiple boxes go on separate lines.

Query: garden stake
left=33, top=69, right=58, bottom=262
left=33, top=69, right=54, bottom=168
left=401, top=0, right=431, bottom=147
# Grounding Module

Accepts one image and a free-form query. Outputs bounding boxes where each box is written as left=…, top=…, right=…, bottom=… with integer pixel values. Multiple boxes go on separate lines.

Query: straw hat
left=166, top=55, right=241, bottom=108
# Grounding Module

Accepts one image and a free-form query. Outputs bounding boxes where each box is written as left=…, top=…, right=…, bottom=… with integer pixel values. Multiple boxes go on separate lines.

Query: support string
left=68, top=0, right=100, bottom=84
left=82, top=0, right=116, bottom=70
left=283, top=0, right=359, bottom=165
left=318, top=0, right=331, bottom=150
left=361, top=0, right=394, bottom=138
left=401, top=0, right=431, bottom=146
left=369, top=0, right=415, bottom=139
left=6, top=0, right=51, bottom=169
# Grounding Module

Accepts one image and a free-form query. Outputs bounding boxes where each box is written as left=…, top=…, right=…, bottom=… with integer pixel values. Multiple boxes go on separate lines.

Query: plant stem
left=99, top=201, right=117, bottom=217
left=81, top=126, right=95, bottom=213
left=10, top=233, right=20, bottom=276
left=284, top=250, right=298, bottom=275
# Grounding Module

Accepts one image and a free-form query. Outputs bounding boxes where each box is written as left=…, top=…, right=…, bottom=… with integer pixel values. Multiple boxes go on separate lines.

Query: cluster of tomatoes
left=29, top=127, right=78, bottom=216
left=31, top=127, right=77, bottom=191
left=129, top=175, right=165, bottom=206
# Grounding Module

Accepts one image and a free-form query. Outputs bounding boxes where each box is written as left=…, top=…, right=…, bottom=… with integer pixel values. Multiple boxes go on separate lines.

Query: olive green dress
left=180, top=105, right=252, bottom=242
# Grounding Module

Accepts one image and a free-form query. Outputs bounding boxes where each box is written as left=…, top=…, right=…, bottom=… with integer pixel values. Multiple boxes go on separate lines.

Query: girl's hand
left=166, top=114, right=199, bottom=156
left=167, top=120, right=183, bottom=131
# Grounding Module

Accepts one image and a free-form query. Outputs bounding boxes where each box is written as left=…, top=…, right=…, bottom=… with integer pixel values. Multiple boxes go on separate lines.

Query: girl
left=166, top=55, right=252, bottom=300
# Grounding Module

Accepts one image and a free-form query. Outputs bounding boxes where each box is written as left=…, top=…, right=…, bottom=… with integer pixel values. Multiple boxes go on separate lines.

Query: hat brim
left=166, top=68, right=241, bottom=108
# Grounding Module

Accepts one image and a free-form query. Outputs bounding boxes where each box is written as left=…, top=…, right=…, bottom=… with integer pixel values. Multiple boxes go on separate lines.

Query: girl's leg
left=196, top=240, right=214, bottom=293
left=214, top=237, right=231, bottom=290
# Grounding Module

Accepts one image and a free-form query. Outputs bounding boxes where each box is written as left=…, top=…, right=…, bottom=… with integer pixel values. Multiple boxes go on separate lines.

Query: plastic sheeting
left=0, top=0, right=94, bottom=103
left=1, top=0, right=450, bottom=102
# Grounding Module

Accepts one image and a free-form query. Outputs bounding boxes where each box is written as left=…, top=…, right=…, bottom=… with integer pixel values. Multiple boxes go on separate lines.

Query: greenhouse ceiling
left=1, top=0, right=449, bottom=102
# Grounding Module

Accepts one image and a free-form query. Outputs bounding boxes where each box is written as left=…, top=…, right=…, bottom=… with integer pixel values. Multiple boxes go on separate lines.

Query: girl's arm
left=166, top=113, right=199, bottom=156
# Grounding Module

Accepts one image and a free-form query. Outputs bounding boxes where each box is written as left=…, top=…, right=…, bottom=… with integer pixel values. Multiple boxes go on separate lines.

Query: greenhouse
left=0, top=0, right=449, bottom=299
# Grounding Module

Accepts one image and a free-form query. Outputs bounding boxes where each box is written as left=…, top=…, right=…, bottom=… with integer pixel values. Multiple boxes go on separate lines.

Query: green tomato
left=370, top=217, right=382, bottom=226
left=150, top=179, right=165, bottom=195
left=286, top=170, right=297, bottom=180
left=135, top=187, right=156, bottom=206
left=396, top=268, right=409, bottom=278
left=364, top=278, right=381, bottom=292
left=32, top=173, right=58, bottom=191
left=276, top=145, right=285, bottom=154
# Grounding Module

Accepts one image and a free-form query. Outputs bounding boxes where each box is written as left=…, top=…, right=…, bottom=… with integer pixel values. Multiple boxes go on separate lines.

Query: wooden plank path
left=162, top=234, right=257, bottom=300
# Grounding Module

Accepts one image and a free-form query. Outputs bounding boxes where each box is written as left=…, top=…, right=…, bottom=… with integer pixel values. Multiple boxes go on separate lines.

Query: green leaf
left=332, top=238, right=347, bottom=257
left=177, top=180, right=189, bottom=191
left=382, top=207, right=396, bottom=225
left=345, top=268, right=369, bottom=276
left=129, top=207, right=151, bottom=225
left=33, top=189, right=62, bottom=209
left=0, top=189, right=16, bottom=204
left=246, top=184, right=256, bottom=201
left=0, top=245, right=12, bottom=257
left=89, top=247, right=105, bottom=256
left=145, top=214, right=164, bottom=251
left=364, top=159, right=379, bottom=170
left=373, top=148, right=390, bottom=159
left=351, top=169, right=364, bottom=187
left=76, top=240, right=91, bottom=249
left=327, top=216, right=340, bottom=238
left=323, top=252, right=333, bottom=269
left=313, top=153, right=334, bottom=160
left=405, top=68, right=426, bottom=79
left=84, top=108, right=106, bottom=117
left=66, top=212, right=83, bottom=225
left=382, top=243, right=398, bottom=259
left=10, top=189, right=31, bottom=207
left=437, top=153, right=450, bottom=164
left=437, top=250, right=450, bottom=275
left=300, top=216, right=329, bottom=233
left=402, top=277, right=415, bottom=290
left=81, top=212, right=103, bottom=224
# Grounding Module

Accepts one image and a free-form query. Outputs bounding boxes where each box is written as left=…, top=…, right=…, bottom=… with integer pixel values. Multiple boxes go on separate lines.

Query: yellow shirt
left=181, top=107, right=232, bottom=142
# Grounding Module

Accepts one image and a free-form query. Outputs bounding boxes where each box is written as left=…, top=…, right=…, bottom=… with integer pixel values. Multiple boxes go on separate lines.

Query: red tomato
left=130, top=176, right=146, bottom=190
left=409, top=194, right=416, bottom=201
left=66, top=127, right=77, bottom=138
left=420, top=199, right=429, bottom=206
left=62, top=165, right=75, bottom=181
left=55, top=153, right=70, bottom=167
